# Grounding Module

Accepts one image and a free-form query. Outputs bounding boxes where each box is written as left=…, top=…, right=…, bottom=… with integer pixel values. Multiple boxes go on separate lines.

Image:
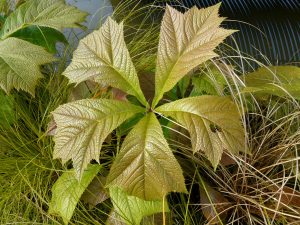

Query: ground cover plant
left=0, top=0, right=299, bottom=224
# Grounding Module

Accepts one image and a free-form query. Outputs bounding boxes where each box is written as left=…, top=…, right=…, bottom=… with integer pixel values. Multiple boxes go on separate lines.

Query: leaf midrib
left=81, top=41, right=143, bottom=103
left=54, top=106, right=141, bottom=152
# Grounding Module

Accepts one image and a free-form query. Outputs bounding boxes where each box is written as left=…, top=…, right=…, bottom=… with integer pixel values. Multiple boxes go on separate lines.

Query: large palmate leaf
left=152, top=4, right=235, bottom=107
left=49, top=164, right=101, bottom=225
left=241, top=66, right=300, bottom=100
left=107, top=113, right=186, bottom=200
left=109, top=187, right=169, bottom=225
left=0, top=0, right=87, bottom=39
left=0, top=37, right=54, bottom=95
left=63, top=17, right=147, bottom=106
left=156, top=96, right=245, bottom=168
left=52, top=99, right=145, bottom=179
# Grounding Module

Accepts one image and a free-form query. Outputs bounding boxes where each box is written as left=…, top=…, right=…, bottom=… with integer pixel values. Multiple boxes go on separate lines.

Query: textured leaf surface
left=52, top=99, right=145, bottom=179
left=49, top=164, right=101, bottom=225
left=107, top=113, right=186, bottom=200
left=153, top=4, right=235, bottom=106
left=156, top=96, right=245, bottom=168
left=109, top=187, right=169, bottom=225
left=0, top=0, right=87, bottom=38
left=63, top=17, right=147, bottom=106
left=241, top=66, right=300, bottom=100
left=0, top=37, right=54, bottom=95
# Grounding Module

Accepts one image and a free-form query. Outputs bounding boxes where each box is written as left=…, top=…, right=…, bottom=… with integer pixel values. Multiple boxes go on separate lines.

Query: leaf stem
left=163, top=195, right=166, bottom=225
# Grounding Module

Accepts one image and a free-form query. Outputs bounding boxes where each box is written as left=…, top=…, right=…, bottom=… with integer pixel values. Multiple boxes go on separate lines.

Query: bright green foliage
left=52, top=99, right=145, bottom=179
left=0, top=91, right=14, bottom=127
left=109, top=187, right=169, bottom=225
left=177, top=76, right=191, bottom=97
left=191, top=75, right=218, bottom=96
left=107, top=113, right=187, bottom=200
left=49, top=164, right=101, bottom=224
left=63, top=17, right=147, bottom=106
left=191, top=66, right=227, bottom=96
left=241, top=66, right=300, bottom=100
left=152, top=3, right=235, bottom=106
left=11, top=25, right=68, bottom=53
left=0, top=0, right=87, bottom=39
left=0, top=37, right=54, bottom=95
left=156, top=96, right=245, bottom=168
left=52, top=4, right=244, bottom=207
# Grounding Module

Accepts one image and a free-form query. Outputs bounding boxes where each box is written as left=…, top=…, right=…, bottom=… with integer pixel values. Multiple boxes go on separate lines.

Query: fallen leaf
left=268, top=184, right=300, bottom=209
left=200, top=181, right=231, bottom=224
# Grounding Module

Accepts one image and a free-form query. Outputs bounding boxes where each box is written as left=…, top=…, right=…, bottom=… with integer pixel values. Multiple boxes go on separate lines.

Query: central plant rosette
left=51, top=3, right=245, bottom=201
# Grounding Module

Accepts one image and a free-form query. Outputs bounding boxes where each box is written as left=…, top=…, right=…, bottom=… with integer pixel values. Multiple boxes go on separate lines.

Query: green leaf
left=156, top=96, right=246, bottom=168
left=191, top=65, right=227, bottom=96
left=0, top=37, right=54, bottom=95
left=109, top=187, right=169, bottom=225
left=152, top=4, right=235, bottom=107
left=52, top=99, right=145, bottom=179
left=49, top=164, right=101, bottom=225
left=177, top=75, right=191, bottom=98
left=0, top=0, right=87, bottom=39
left=0, top=91, right=15, bottom=127
left=107, top=113, right=186, bottom=200
left=0, top=14, right=5, bottom=26
left=10, top=25, right=68, bottom=53
left=191, top=75, right=217, bottom=96
left=241, top=66, right=300, bottom=100
left=63, top=17, right=147, bottom=106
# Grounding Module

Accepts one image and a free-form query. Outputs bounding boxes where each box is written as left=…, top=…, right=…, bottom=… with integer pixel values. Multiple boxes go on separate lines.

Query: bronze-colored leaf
left=81, top=175, right=109, bottom=208
left=268, top=184, right=300, bottom=209
left=139, top=71, right=155, bottom=103
left=219, top=151, right=237, bottom=166
left=200, top=182, right=231, bottom=224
